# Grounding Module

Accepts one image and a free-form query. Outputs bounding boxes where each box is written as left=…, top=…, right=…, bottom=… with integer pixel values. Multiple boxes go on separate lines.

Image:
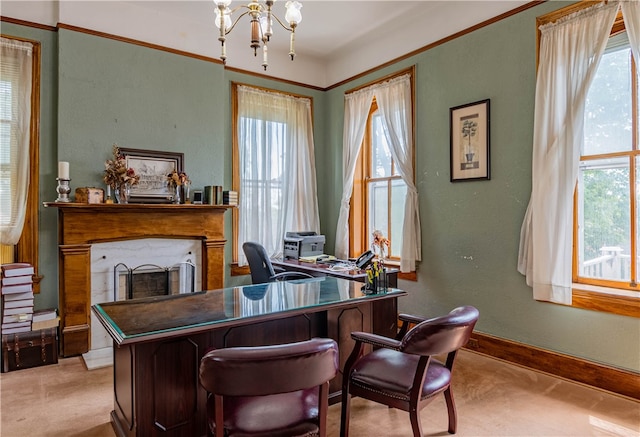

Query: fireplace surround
left=45, top=203, right=231, bottom=357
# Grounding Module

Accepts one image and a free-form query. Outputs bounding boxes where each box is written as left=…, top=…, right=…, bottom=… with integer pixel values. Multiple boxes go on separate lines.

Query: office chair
left=242, top=241, right=313, bottom=284
left=199, top=338, right=339, bottom=437
left=340, top=305, right=479, bottom=437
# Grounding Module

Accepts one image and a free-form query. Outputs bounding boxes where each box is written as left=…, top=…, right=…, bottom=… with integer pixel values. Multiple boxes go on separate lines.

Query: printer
left=284, top=231, right=326, bottom=259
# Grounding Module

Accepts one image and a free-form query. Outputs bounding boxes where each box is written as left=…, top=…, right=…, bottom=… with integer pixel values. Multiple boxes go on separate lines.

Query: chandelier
left=214, top=0, right=303, bottom=70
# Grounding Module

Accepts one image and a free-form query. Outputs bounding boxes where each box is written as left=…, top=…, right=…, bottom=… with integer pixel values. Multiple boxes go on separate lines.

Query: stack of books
left=1, top=263, right=35, bottom=335
left=223, top=190, right=238, bottom=206
left=31, top=308, right=59, bottom=331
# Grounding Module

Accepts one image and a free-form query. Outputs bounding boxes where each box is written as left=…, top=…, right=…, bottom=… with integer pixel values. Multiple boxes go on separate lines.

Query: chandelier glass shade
left=214, top=0, right=302, bottom=70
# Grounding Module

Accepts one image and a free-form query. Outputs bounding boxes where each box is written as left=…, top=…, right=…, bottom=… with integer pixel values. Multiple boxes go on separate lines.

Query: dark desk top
left=92, top=276, right=405, bottom=346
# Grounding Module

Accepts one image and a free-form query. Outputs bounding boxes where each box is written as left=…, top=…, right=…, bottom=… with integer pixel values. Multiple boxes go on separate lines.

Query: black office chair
left=243, top=241, right=313, bottom=284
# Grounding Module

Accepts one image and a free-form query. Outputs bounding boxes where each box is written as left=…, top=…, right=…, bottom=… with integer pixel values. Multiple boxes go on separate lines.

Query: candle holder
left=56, top=178, right=72, bottom=203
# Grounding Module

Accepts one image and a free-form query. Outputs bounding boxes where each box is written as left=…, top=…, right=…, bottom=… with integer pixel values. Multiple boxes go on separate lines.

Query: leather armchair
left=340, top=306, right=479, bottom=436
left=199, top=338, right=339, bottom=437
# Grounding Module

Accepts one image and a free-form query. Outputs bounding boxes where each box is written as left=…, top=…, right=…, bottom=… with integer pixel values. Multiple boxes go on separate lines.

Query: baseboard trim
left=466, top=332, right=640, bottom=401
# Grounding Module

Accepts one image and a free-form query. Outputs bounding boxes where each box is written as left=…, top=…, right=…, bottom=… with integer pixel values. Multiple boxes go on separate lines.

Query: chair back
left=199, top=338, right=339, bottom=436
left=400, top=305, right=479, bottom=356
left=200, top=338, right=338, bottom=396
left=243, top=241, right=277, bottom=284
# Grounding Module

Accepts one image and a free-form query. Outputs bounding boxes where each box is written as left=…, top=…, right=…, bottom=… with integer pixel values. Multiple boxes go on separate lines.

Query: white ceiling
left=2, top=1, right=531, bottom=88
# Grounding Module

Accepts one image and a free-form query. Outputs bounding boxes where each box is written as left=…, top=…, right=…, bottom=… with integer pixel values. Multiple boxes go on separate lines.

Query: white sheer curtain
left=335, top=74, right=421, bottom=272
left=375, top=75, right=421, bottom=272
left=621, top=0, right=640, bottom=64
left=0, top=37, right=33, bottom=245
left=237, top=85, right=320, bottom=263
left=517, top=2, right=619, bottom=304
left=334, top=87, right=374, bottom=259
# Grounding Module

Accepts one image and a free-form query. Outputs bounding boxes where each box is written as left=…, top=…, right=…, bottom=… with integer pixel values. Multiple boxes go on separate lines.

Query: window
left=527, top=3, right=639, bottom=317
left=0, top=36, right=40, bottom=290
left=231, top=83, right=320, bottom=268
left=351, top=99, right=407, bottom=261
left=575, top=31, right=638, bottom=291
left=341, top=68, right=420, bottom=275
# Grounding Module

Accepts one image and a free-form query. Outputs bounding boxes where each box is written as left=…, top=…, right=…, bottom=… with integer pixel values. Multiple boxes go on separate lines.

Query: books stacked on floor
left=223, top=190, right=238, bottom=206
left=31, top=308, right=59, bottom=330
left=1, top=263, right=35, bottom=335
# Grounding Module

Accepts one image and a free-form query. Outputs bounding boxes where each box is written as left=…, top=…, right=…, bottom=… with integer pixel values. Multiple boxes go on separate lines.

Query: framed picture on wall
left=450, top=99, right=490, bottom=182
left=119, top=148, right=184, bottom=203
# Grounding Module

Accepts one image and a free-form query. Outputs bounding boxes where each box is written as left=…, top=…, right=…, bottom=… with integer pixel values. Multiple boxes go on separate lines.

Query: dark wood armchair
left=340, top=306, right=479, bottom=436
left=199, top=338, right=339, bottom=437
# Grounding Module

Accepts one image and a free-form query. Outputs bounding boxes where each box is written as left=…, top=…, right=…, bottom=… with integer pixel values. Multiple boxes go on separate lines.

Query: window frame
left=0, top=34, right=41, bottom=292
left=347, top=68, right=417, bottom=279
left=229, top=82, right=316, bottom=275
left=537, top=4, right=639, bottom=318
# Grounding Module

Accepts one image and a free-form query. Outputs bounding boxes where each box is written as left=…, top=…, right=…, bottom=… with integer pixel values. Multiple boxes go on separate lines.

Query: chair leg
left=444, top=387, right=457, bottom=434
left=340, top=390, right=351, bottom=437
left=409, top=407, right=423, bottom=437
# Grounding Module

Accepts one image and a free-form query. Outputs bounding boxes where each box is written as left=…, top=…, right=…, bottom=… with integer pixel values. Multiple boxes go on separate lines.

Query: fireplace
left=45, top=203, right=231, bottom=358
left=114, top=261, right=195, bottom=300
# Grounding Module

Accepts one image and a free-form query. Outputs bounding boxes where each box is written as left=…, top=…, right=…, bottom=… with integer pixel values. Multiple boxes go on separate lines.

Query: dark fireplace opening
left=114, top=262, right=195, bottom=301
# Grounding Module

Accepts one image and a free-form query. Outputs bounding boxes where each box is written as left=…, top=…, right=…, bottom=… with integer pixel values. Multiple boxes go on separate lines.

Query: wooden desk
left=272, top=258, right=399, bottom=287
left=93, top=276, right=406, bottom=437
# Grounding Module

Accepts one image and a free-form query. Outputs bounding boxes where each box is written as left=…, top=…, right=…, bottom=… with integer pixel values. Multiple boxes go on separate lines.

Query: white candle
left=58, top=161, right=69, bottom=179
left=106, top=185, right=111, bottom=197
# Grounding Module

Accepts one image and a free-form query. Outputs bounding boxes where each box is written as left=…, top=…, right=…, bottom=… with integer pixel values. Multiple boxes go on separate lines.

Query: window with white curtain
left=232, top=83, right=320, bottom=265
left=353, top=99, right=407, bottom=261
left=0, top=36, right=35, bottom=260
left=519, top=1, right=639, bottom=317
left=336, top=68, right=421, bottom=273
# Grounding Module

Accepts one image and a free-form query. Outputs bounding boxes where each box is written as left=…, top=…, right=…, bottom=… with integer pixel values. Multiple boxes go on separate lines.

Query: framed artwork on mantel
left=119, top=148, right=184, bottom=203
left=450, top=99, right=490, bottom=182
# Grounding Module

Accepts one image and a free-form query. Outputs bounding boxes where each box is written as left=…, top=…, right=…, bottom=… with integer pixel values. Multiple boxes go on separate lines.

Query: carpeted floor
left=1, top=350, right=638, bottom=436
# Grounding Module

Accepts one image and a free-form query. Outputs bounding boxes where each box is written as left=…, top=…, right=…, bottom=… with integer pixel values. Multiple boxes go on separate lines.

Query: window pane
left=367, top=179, right=388, bottom=248
left=578, top=157, right=630, bottom=281
left=371, top=113, right=392, bottom=177
left=390, top=180, right=406, bottom=257
left=583, top=45, right=632, bottom=155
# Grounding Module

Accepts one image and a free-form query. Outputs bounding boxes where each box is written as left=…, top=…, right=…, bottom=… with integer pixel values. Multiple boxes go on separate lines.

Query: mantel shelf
left=43, top=202, right=234, bottom=211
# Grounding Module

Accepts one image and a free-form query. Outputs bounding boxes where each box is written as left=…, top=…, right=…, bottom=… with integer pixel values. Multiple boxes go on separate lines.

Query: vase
left=173, top=185, right=181, bottom=204
left=114, top=184, right=130, bottom=204
left=184, top=184, right=191, bottom=204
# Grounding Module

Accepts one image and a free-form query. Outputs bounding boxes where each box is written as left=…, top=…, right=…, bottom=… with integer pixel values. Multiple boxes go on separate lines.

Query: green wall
left=2, top=0, right=638, bottom=373
left=323, top=1, right=639, bottom=372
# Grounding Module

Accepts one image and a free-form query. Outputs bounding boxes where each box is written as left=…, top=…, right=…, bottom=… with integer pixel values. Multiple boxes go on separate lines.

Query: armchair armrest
left=398, top=313, right=427, bottom=325
left=395, top=313, right=428, bottom=339
left=350, top=331, right=402, bottom=351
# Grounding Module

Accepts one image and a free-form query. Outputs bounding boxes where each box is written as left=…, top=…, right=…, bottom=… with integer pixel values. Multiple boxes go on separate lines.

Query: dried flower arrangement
left=103, top=145, right=140, bottom=190
left=371, top=230, right=390, bottom=260
left=166, top=169, right=190, bottom=188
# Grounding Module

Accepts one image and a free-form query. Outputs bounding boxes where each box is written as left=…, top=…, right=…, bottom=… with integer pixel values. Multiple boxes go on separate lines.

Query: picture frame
left=119, top=148, right=184, bottom=203
left=450, top=99, right=490, bottom=182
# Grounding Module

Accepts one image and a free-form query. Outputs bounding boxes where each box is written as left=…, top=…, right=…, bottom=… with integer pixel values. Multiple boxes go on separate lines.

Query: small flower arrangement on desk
left=364, top=230, right=390, bottom=294
left=167, top=170, right=191, bottom=203
left=103, top=144, right=140, bottom=203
